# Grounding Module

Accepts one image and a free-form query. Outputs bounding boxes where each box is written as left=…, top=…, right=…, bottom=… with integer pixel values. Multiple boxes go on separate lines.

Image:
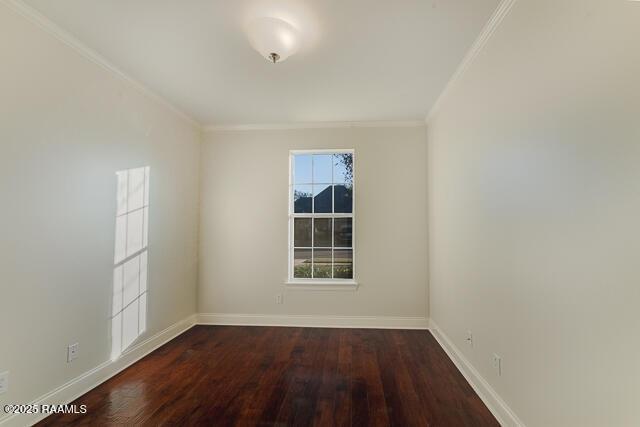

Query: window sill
left=285, top=280, right=359, bottom=291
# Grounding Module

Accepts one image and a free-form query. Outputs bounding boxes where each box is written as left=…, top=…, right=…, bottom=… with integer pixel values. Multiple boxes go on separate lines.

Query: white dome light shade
left=246, top=17, right=300, bottom=63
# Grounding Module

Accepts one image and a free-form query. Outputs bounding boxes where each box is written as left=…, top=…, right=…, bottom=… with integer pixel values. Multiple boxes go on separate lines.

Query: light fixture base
left=268, top=52, right=281, bottom=63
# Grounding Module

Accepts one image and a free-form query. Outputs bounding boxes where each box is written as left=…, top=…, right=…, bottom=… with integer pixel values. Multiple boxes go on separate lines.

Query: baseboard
left=0, top=315, right=521, bottom=426
left=198, top=313, right=429, bottom=329
left=0, top=314, right=197, bottom=427
left=428, top=319, right=525, bottom=427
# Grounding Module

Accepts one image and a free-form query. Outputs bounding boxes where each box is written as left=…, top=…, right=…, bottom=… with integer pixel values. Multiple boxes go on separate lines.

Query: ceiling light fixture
left=246, top=17, right=300, bottom=63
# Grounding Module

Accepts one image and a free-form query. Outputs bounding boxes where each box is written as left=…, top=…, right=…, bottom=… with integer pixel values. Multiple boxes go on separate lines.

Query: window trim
left=287, top=149, right=356, bottom=286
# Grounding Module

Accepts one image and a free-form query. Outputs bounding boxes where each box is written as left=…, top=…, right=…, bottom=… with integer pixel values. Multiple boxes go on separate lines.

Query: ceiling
left=24, top=0, right=500, bottom=126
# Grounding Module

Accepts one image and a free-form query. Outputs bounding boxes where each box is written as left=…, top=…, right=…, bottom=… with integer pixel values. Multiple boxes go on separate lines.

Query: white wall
left=427, top=0, right=640, bottom=426
left=199, top=126, right=428, bottom=322
left=0, top=2, right=201, bottom=415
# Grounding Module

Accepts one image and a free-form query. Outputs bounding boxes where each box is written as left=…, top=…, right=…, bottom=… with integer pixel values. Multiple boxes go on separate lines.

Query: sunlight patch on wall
left=111, top=166, right=150, bottom=360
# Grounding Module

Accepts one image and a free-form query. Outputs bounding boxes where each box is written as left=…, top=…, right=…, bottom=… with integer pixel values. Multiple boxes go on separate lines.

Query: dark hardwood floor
left=37, top=326, right=499, bottom=426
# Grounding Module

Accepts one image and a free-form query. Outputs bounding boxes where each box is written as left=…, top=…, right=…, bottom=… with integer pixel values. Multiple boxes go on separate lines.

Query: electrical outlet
left=0, top=371, right=8, bottom=394
left=492, top=353, right=502, bottom=376
left=275, top=294, right=283, bottom=305
left=466, top=331, right=473, bottom=347
left=67, top=343, right=79, bottom=363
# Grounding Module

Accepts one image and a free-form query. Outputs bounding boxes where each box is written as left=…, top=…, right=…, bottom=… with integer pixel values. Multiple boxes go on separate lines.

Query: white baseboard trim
left=0, top=314, right=197, bottom=427
left=198, top=313, right=429, bottom=329
left=0, top=315, right=522, bottom=426
left=429, top=319, right=525, bottom=427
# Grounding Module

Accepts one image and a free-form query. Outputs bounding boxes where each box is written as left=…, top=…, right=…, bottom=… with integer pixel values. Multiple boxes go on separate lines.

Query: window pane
left=289, top=152, right=354, bottom=283
left=314, top=218, right=332, bottom=247
left=313, top=249, right=332, bottom=278
left=334, top=249, right=353, bottom=279
left=313, top=154, right=333, bottom=183
left=294, top=218, right=312, bottom=247
left=294, top=155, right=312, bottom=184
left=294, top=249, right=312, bottom=278
left=293, top=185, right=313, bottom=213
left=313, top=184, right=332, bottom=213
left=333, top=184, right=353, bottom=213
left=333, top=153, right=353, bottom=184
left=334, top=218, right=353, bottom=247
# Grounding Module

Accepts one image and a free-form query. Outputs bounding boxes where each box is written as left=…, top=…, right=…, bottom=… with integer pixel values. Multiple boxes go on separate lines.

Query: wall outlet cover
left=492, top=353, right=502, bottom=376
left=466, top=331, right=473, bottom=347
left=68, top=343, right=79, bottom=362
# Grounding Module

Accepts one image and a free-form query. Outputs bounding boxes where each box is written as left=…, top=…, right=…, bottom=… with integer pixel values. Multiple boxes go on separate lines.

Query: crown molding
left=425, top=0, right=517, bottom=124
left=2, top=0, right=201, bottom=129
left=4, top=0, right=517, bottom=131
left=203, top=120, right=426, bottom=132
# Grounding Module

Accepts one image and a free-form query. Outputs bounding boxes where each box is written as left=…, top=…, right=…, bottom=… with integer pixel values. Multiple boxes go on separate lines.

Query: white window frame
left=287, top=149, right=357, bottom=287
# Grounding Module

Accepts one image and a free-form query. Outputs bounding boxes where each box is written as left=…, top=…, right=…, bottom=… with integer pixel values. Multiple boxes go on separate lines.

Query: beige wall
left=199, top=126, right=428, bottom=320
left=427, top=0, right=640, bottom=425
left=0, top=3, right=200, bottom=414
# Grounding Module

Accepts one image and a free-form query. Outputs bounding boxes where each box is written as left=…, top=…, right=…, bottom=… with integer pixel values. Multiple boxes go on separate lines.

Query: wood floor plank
left=36, top=326, right=499, bottom=427
left=333, top=328, right=353, bottom=427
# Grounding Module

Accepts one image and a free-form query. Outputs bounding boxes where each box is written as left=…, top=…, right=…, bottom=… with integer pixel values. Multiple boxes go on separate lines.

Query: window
left=289, top=150, right=354, bottom=282
left=111, top=166, right=149, bottom=359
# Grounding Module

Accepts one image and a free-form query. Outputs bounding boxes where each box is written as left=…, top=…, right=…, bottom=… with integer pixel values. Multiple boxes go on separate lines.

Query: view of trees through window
left=290, top=152, right=354, bottom=280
